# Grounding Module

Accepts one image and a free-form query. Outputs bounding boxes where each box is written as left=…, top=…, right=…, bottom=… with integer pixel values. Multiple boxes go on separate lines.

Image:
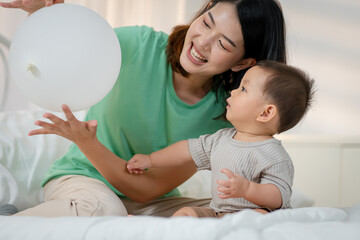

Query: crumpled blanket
left=1, top=205, right=359, bottom=240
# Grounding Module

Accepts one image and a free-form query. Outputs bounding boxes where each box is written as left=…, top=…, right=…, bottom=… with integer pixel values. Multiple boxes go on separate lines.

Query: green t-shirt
left=42, top=26, right=232, bottom=199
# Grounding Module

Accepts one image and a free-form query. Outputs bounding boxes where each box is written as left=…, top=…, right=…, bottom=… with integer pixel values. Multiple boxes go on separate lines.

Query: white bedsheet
left=1, top=205, right=359, bottom=240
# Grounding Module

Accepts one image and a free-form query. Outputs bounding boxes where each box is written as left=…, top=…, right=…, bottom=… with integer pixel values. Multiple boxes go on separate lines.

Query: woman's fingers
left=61, top=104, right=78, bottom=124
left=28, top=105, right=97, bottom=143
left=85, top=120, right=98, bottom=134
left=34, top=120, right=57, bottom=131
left=28, top=128, right=52, bottom=136
left=43, top=112, right=66, bottom=126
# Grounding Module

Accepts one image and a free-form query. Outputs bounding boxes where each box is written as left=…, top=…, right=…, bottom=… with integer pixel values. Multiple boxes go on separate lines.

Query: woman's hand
left=217, top=168, right=250, bottom=199
left=127, top=154, right=152, bottom=174
left=0, top=0, right=64, bottom=14
left=28, top=104, right=98, bottom=146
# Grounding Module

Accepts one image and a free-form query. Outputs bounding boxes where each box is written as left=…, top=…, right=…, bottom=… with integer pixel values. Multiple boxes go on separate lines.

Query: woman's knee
left=76, top=192, right=127, bottom=217
left=43, top=175, right=128, bottom=216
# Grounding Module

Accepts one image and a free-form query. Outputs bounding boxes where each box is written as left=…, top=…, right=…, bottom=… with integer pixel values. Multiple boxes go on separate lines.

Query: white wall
left=279, top=135, right=360, bottom=207
left=280, top=0, right=360, bottom=135
left=0, top=0, right=359, bottom=136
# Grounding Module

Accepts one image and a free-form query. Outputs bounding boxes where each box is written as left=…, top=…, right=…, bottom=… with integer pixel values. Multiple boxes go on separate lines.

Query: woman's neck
left=172, top=71, right=213, bottom=105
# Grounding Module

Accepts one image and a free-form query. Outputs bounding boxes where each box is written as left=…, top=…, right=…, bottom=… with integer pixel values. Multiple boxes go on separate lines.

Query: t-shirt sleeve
left=260, top=160, right=294, bottom=209
left=188, top=128, right=228, bottom=171
left=113, top=26, right=154, bottom=68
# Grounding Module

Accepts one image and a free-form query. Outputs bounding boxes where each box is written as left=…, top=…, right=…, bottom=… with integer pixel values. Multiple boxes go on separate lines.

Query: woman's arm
left=29, top=104, right=197, bottom=202
left=0, top=0, right=63, bottom=14
left=77, top=137, right=197, bottom=202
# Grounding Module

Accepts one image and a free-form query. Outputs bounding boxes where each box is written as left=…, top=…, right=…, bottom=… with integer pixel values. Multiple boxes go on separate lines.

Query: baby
left=127, top=60, right=315, bottom=218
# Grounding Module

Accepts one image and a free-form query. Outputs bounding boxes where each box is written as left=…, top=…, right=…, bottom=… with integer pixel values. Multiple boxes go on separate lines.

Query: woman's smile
left=187, top=42, right=208, bottom=65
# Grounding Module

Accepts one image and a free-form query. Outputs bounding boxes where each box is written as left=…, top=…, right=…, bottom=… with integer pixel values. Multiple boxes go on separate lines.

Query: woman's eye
left=219, top=40, right=228, bottom=51
left=203, top=20, right=210, bottom=28
left=241, top=87, right=246, bottom=92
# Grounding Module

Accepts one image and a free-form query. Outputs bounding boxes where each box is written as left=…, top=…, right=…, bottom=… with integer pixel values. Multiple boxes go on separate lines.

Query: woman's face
left=180, top=2, right=246, bottom=78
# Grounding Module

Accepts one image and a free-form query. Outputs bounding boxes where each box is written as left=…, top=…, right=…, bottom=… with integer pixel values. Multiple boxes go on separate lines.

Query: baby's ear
left=257, top=104, right=277, bottom=123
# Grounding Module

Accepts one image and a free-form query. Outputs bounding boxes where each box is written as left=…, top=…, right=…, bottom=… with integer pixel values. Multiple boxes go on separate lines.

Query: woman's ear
left=257, top=104, right=277, bottom=123
left=231, top=58, right=256, bottom=72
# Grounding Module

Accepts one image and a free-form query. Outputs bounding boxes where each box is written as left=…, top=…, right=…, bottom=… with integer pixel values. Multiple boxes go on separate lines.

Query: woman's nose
left=198, top=34, right=213, bottom=50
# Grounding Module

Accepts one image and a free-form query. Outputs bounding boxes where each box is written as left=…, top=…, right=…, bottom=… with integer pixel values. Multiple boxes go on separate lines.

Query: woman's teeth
left=190, top=46, right=207, bottom=63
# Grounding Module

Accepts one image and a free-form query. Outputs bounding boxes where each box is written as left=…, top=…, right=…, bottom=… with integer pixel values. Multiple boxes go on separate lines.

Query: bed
left=1, top=110, right=359, bottom=240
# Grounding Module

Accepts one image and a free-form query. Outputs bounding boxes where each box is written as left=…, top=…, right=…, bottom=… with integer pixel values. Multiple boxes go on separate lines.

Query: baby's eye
left=241, top=86, right=246, bottom=92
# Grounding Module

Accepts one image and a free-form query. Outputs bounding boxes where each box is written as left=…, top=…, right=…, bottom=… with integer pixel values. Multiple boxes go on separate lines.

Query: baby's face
left=225, top=66, right=270, bottom=125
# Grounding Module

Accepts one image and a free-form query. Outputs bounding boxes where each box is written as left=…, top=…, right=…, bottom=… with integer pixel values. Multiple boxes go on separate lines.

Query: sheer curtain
left=0, top=4, right=27, bottom=111
left=67, top=0, right=205, bottom=33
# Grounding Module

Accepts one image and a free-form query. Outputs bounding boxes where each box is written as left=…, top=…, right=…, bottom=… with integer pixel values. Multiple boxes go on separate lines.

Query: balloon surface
left=9, top=3, right=121, bottom=112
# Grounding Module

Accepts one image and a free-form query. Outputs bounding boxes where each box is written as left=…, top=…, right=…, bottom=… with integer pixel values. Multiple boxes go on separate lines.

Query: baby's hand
left=126, top=154, right=152, bottom=174
left=217, top=168, right=250, bottom=199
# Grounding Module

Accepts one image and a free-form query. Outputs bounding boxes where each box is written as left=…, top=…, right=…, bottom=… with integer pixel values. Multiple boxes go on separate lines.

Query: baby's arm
left=127, top=140, right=194, bottom=174
left=217, top=168, right=282, bottom=209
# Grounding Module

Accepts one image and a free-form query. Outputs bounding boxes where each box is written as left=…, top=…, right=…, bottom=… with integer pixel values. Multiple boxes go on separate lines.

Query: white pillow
left=0, top=110, right=314, bottom=211
left=0, top=110, right=81, bottom=211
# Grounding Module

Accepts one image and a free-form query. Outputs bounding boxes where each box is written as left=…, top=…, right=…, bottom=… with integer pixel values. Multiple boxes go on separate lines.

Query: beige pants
left=189, top=206, right=270, bottom=218
left=14, top=175, right=210, bottom=217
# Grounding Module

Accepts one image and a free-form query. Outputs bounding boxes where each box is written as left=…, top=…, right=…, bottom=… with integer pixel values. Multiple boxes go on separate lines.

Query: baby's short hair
left=256, top=60, right=315, bottom=133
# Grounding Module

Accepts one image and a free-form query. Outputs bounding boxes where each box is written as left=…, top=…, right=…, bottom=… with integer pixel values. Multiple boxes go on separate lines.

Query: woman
left=1, top=0, right=286, bottom=217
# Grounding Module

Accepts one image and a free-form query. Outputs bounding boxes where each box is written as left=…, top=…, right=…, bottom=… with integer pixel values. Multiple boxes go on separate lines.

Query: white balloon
left=9, top=3, right=121, bottom=112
